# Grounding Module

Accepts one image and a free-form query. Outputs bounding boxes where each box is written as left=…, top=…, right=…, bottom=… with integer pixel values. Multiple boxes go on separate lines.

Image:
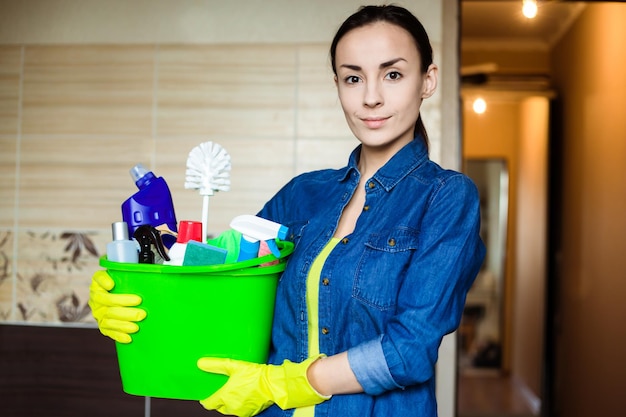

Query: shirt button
left=321, top=327, right=329, bottom=335
left=363, top=205, right=370, bottom=211
left=368, top=181, right=375, bottom=189
left=322, top=278, right=330, bottom=286
left=388, top=238, right=396, bottom=247
left=341, top=237, right=349, bottom=244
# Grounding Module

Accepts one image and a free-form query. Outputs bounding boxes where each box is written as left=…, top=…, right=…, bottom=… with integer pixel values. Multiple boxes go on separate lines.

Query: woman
left=90, top=5, right=485, bottom=417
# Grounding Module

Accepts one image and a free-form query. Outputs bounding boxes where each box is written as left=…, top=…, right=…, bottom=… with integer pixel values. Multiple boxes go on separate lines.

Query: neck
left=357, top=139, right=410, bottom=177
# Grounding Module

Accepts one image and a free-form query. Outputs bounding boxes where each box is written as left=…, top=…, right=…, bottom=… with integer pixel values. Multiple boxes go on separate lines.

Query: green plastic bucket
left=99, top=240, right=294, bottom=401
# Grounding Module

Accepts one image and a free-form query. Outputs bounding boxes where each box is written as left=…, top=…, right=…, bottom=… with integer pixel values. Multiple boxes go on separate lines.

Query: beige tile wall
left=0, top=43, right=357, bottom=325
left=1, top=41, right=445, bottom=326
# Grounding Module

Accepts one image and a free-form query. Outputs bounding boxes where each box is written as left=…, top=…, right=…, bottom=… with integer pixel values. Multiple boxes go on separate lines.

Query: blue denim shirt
left=257, top=138, right=485, bottom=417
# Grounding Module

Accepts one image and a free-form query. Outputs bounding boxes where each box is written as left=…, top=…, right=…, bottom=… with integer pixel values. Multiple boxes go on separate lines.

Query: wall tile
left=18, top=135, right=153, bottom=229
left=0, top=46, right=21, bottom=230
left=4, top=41, right=443, bottom=326
left=154, top=136, right=295, bottom=234
left=14, top=228, right=105, bottom=324
left=21, top=45, right=155, bottom=136
left=0, top=136, right=17, bottom=228
left=296, top=45, right=352, bottom=139
left=156, top=45, right=297, bottom=137
left=0, top=230, right=13, bottom=321
left=0, top=46, right=21, bottom=135
left=296, top=137, right=358, bottom=175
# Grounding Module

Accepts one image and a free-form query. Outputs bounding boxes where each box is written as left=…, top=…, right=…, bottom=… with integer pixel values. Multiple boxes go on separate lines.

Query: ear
left=420, top=64, right=438, bottom=99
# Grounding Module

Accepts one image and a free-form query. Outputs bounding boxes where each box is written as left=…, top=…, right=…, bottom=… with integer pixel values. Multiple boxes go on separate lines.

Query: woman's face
left=334, top=21, right=437, bottom=153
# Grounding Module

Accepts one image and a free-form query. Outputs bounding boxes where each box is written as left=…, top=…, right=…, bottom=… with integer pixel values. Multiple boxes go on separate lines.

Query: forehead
left=335, top=21, right=420, bottom=66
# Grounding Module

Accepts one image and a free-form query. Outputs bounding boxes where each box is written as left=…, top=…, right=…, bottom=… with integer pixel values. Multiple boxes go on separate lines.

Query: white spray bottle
left=229, top=215, right=288, bottom=262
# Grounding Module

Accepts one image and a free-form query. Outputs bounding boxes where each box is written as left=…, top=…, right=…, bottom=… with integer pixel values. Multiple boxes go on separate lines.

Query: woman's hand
left=197, top=355, right=330, bottom=416
left=88, top=270, right=145, bottom=343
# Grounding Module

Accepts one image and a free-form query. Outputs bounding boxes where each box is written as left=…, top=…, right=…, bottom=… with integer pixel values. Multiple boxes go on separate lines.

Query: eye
left=385, top=71, right=402, bottom=81
left=344, top=75, right=361, bottom=84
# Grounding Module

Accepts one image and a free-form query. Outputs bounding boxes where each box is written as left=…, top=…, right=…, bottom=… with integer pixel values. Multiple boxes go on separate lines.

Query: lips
left=361, top=116, right=389, bottom=129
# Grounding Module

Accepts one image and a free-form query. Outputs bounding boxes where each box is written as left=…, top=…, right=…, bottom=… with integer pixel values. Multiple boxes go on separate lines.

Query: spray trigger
left=134, top=225, right=170, bottom=264
left=264, top=239, right=281, bottom=258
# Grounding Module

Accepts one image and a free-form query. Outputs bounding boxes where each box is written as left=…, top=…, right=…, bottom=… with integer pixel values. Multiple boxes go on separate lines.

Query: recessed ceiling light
left=473, top=98, right=487, bottom=114
left=522, top=0, right=538, bottom=19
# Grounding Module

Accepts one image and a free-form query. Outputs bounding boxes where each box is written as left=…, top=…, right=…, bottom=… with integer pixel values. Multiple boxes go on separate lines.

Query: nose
left=363, top=80, right=383, bottom=108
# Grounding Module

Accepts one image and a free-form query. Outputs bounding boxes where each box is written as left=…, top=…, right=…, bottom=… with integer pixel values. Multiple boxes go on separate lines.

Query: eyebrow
left=339, top=57, right=407, bottom=72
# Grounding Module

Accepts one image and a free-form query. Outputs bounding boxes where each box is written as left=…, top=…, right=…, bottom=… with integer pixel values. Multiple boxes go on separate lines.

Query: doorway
left=457, top=89, right=551, bottom=417
left=458, top=159, right=508, bottom=373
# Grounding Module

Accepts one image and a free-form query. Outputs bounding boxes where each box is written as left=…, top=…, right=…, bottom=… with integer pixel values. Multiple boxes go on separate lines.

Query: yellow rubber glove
left=88, top=270, right=146, bottom=344
left=197, top=355, right=330, bottom=417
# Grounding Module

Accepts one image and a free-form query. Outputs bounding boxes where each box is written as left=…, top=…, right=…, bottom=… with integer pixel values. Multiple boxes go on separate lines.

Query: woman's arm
left=307, top=352, right=364, bottom=396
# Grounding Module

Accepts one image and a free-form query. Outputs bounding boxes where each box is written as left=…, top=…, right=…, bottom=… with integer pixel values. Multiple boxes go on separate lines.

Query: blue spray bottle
left=121, top=164, right=178, bottom=248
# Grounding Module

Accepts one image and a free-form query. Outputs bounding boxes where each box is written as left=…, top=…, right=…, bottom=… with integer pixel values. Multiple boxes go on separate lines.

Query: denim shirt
left=257, top=138, right=485, bottom=417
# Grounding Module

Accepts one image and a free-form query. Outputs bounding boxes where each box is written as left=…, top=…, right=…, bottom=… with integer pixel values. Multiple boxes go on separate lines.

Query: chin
left=359, top=132, right=411, bottom=149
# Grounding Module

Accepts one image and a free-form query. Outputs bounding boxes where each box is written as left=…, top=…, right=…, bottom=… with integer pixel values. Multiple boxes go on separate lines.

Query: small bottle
left=164, top=220, right=203, bottom=266
left=107, top=221, right=139, bottom=263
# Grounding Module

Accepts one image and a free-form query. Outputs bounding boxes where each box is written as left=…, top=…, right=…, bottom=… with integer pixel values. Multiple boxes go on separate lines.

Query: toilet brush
left=184, top=141, right=231, bottom=242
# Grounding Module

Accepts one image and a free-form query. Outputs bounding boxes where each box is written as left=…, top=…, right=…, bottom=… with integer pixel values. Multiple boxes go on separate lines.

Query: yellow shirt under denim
left=293, top=237, right=340, bottom=417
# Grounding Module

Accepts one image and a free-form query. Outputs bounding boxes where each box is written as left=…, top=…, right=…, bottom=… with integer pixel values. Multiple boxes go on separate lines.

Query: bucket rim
left=100, top=240, right=294, bottom=275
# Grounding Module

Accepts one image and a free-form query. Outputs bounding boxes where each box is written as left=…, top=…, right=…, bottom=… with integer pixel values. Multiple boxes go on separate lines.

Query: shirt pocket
left=353, top=228, right=420, bottom=311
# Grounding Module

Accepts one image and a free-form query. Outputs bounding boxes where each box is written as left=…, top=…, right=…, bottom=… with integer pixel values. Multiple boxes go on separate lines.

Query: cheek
left=393, top=96, right=422, bottom=132
left=338, top=88, right=359, bottom=114
left=401, top=87, right=423, bottom=114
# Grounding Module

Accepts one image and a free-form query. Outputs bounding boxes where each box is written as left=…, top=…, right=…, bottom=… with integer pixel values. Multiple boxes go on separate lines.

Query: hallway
left=458, top=370, right=536, bottom=417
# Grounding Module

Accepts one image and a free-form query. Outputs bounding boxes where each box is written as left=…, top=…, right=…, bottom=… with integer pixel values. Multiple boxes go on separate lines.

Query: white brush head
left=184, top=141, right=231, bottom=196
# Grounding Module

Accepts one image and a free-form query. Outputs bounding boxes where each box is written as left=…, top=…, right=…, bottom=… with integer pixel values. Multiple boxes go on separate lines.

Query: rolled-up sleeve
left=347, top=336, right=403, bottom=395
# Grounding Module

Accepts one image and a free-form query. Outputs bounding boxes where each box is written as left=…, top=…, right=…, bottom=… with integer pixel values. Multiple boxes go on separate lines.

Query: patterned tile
left=0, top=230, right=13, bottom=321
left=14, top=228, right=106, bottom=324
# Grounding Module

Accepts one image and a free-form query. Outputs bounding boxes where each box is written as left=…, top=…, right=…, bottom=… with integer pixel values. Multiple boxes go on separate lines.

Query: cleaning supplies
left=184, top=142, right=231, bottom=243
left=106, top=221, right=139, bottom=263
left=164, top=220, right=203, bottom=266
left=182, top=241, right=228, bottom=266
left=134, top=225, right=170, bottom=264
left=229, top=215, right=288, bottom=262
left=207, top=229, right=242, bottom=264
left=122, top=164, right=178, bottom=248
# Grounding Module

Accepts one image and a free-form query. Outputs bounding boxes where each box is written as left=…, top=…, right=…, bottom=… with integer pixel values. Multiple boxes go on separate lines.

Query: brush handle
left=202, top=195, right=209, bottom=243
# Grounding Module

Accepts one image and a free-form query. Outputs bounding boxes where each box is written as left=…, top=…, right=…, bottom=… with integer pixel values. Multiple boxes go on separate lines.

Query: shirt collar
left=340, top=137, right=429, bottom=191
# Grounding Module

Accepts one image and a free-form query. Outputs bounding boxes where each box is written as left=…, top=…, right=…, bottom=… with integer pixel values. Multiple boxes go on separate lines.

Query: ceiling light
left=473, top=98, right=487, bottom=114
left=522, top=0, right=538, bottom=19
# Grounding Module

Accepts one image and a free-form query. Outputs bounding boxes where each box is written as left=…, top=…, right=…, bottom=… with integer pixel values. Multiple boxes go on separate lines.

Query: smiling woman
left=89, top=5, right=484, bottom=417
left=0, top=1, right=466, bottom=416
